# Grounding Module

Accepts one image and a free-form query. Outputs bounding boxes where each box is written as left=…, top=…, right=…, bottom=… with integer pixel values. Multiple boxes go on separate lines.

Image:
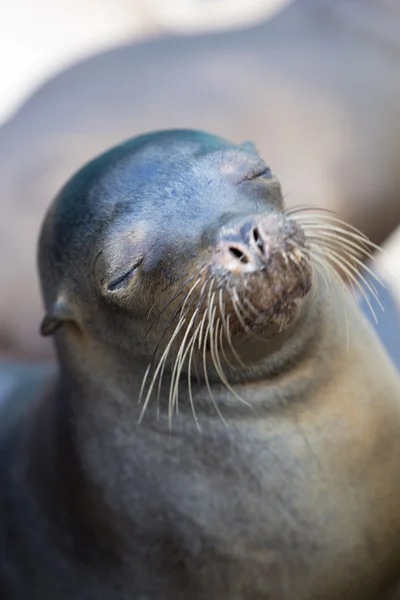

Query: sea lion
left=1, top=129, right=400, bottom=599
left=2, top=0, right=400, bottom=361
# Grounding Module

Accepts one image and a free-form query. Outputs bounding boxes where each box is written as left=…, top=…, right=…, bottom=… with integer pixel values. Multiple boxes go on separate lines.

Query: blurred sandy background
left=0, top=0, right=291, bottom=124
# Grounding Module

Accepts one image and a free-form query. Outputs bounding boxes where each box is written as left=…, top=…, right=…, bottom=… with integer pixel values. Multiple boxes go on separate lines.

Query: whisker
left=231, top=286, right=252, bottom=336
left=305, top=233, right=384, bottom=289
left=233, top=285, right=267, bottom=338
left=138, top=315, right=188, bottom=423
left=197, top=278, right=215, bottom=350
left=212, top=317, right=251, bottom=408
left=201, top=306, right=227, bottom=426
left=302, top=230, right=370, bottom=259
left=286, top=206, right=381, bottom=248
left=308, top=241, right=384, bottom=309
left=219, top=288, right=245, bottom=368
left=289, top=245, right=326, bottom=305
left=161, top=270, right=191, bottom=291
left=285, top=240, right=309, bottom=289
left=218, top=317, right=238, bottom=371
left=147, top=283, right=201, bottom=372
left=156, top=277, right=202, bottom=349
left=168, top=307, right=200, bottom=427
left=187, top=321, right=203, bottom=430
left=143, top=274, right=195, bottom=339
left=309, top=245, right=379, bottom=323
left=169, top=290, right=208, bottom=428
left=308, top=251, right=351, bottom=347
left=295, top=222, right=376, bottom=250
left=242, top=295, right=261, bottom=319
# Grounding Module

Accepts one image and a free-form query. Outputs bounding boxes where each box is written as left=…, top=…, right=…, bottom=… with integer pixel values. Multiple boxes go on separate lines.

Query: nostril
left=229, top=246, right=249, bottom=264
left=252, top=227, right=265, bottom=254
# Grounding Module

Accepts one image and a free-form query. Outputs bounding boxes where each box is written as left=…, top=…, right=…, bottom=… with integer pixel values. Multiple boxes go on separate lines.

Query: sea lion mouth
left=208, top=211, right=313, bottom=336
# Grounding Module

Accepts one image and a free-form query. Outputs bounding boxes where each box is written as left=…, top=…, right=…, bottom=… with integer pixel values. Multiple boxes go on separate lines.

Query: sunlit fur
left=138, top=206, right=382, bottom=428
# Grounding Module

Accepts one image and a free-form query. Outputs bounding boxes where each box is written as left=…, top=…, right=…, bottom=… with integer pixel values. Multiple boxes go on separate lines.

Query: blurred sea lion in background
left=1, top=0, right=400, bottom=361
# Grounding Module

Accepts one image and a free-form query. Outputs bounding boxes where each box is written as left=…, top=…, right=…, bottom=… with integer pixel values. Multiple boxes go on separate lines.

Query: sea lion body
left=1, top=130, right=400, bottom=599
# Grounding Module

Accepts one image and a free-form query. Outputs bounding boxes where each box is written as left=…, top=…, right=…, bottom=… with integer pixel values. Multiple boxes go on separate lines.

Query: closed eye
left=107, top=261, right=142, bottom=292
left=236, top=163, right=272, bottom=186
left=241, top=166, right=272, bottom=182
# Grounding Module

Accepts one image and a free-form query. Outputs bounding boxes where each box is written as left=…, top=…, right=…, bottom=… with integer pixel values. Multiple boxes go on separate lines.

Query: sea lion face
left=39, top=130, right=312, bottom=364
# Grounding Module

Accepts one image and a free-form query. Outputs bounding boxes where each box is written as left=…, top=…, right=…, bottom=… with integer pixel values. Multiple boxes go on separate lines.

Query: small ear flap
left=40, top=315, right=63, bottom=337
left=39, top=297, right=73, bottom=337
left=240, top=141, right=259, bottom=156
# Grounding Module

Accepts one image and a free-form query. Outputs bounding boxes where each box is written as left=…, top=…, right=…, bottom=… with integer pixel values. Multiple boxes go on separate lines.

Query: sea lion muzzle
left=212, top=212, right=308, bottom=276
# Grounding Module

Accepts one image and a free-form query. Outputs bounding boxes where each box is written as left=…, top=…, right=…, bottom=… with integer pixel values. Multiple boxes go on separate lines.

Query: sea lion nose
left=215, top=216, right=272, bottom=274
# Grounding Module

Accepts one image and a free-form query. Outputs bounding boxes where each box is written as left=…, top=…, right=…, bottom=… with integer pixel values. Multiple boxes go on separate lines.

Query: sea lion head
left=38, top=129, right=372, bottom=415
left=39, top=130, right=310, bottom=339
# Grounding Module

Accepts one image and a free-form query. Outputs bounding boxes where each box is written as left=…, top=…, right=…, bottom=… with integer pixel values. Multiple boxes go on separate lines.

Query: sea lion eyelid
left=234, top=164, right=272, bottom=186
left=107, top=261, right=142, bottom=292
left=241, top=166, right=272, bottom=182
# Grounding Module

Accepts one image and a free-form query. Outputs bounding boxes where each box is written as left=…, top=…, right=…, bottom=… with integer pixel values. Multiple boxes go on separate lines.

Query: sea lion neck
left=39, top=281, right=332, bottom=557
left=53, top=278, right=326, bottom=435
